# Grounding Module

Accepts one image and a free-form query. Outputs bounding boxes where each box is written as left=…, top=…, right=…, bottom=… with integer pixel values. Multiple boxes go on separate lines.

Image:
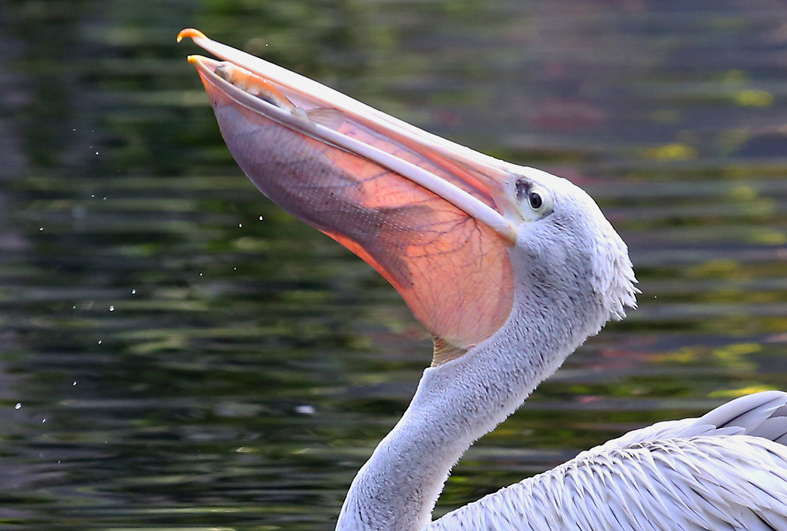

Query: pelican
left=178, top=29, right=787, bottom=530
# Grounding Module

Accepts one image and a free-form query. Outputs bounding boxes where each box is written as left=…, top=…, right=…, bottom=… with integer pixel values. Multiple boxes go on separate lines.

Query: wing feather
left=428, top=391, right=787, bottom=530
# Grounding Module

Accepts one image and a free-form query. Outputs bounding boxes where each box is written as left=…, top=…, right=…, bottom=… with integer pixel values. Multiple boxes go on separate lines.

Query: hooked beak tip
left=178, top=28, right=207, bottom=43
left=186, top=55, right=219, bottom=74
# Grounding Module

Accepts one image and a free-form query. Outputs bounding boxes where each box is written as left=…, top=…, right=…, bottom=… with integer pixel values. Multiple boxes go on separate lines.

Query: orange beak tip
left=177, top=28, right=207, bottom=43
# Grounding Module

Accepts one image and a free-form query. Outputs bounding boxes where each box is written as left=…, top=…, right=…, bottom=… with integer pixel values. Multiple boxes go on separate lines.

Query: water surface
left=2, top=1, right=787, bottom=529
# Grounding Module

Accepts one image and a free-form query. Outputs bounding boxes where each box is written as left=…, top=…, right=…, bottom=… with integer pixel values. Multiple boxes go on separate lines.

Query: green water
left=2, top=1, right=787, bottom=529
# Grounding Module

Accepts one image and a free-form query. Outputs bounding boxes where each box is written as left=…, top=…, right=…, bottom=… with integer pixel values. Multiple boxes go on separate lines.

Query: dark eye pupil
left=529, top=192, right=543, bottom=209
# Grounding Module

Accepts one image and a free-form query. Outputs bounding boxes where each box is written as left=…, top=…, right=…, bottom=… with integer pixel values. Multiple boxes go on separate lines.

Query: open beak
left=179, top=28, right=520, bottom=364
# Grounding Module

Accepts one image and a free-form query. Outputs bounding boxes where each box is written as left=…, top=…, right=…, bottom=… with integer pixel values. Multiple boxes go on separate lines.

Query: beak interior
left=182, top=30, right=517, bottom=363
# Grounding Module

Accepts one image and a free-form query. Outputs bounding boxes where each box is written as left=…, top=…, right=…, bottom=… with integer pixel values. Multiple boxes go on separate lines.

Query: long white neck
left=336, top=243, right=619, bottom=531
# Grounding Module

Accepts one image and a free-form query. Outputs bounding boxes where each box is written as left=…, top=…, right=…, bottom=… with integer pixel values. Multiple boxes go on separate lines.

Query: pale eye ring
left=514, top=179, right=552, bottom=218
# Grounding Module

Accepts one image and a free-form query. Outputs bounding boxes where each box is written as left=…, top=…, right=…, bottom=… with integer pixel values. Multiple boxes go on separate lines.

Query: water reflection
left=2, top=0, right=787, bottom=529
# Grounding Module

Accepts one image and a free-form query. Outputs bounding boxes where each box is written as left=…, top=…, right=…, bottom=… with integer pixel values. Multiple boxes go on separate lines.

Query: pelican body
left=179, top=29, right=787, bottom=531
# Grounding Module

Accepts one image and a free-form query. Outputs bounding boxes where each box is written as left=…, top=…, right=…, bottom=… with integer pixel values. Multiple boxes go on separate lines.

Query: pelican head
left=505, top=167, right=637, bottom=335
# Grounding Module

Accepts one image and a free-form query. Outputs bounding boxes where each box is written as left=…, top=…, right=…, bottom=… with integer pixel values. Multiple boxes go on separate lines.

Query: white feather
left=428, top=392, right=787, bottom=531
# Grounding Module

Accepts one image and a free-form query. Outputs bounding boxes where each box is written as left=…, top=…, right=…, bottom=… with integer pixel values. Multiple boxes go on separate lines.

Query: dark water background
left=3, top=1, right=787, bottom=529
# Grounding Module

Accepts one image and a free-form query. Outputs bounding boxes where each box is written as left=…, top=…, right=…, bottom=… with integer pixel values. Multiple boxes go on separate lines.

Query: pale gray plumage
left=428, top=391, right=787, bottom=531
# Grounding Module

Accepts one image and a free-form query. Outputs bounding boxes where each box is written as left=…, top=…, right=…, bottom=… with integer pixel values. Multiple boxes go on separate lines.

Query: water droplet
left=295, top=405, right=316, bottom=415
left=39, top=227, right=43, bottom=231
left=73, top=381, right=77, bottom=386
left=98, top=340, right=102, bottom=345
left=14, top=403, right=21, bottom=410
left=42, top=419, right=46, bottom=423
left=259, top=216, right=264, bottom=221
left=131, top=289, right=136, bottom=295
left=109, top=306, right=115, bottom=312
left=238, top=223, right=243, bottom=228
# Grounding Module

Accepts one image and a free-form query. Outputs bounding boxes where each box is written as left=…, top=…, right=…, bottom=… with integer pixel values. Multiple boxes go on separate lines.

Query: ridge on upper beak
left=179, top=28, right=523, bottom=364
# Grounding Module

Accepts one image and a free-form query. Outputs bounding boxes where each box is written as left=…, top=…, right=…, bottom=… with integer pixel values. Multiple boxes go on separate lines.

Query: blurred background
left=2, top=0, right=787, bottom=529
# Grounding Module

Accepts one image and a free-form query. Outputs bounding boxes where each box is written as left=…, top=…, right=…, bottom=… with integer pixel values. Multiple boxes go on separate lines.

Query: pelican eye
left=515, top=179, right=553, bottom=219
left=528, top=191, right=543, bottom=210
